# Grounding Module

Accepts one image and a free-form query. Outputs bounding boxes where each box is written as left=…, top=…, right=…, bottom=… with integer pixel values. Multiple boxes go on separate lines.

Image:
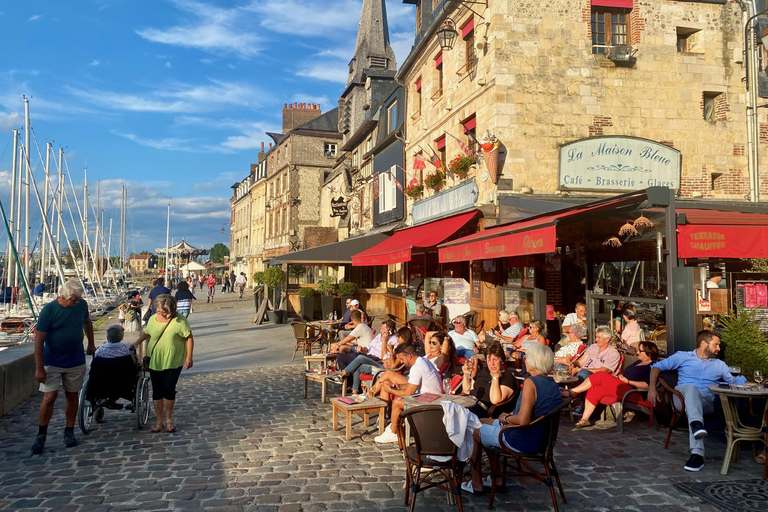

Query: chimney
left=282, top=101, right=323, bottom=133
left=257, top=142, right=267, bottom=164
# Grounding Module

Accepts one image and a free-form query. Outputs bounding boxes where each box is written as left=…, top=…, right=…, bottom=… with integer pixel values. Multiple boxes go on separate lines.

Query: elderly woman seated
left=463, top=344, right=562, bottom=494
left=461, top=341, right=518, bottom=419
left=562, top=341, right=660, bottom=427
left=93, top=325, right=138, bottom=409
left=553, top=323, right=587, bottom=364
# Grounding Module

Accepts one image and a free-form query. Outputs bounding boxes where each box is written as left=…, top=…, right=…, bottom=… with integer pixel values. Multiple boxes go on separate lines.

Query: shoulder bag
left=142, top=314, right=176, bottom=371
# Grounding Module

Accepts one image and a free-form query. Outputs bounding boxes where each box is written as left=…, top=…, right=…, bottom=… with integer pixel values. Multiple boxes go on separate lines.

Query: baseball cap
left=350, top=299, right=360, bottom=306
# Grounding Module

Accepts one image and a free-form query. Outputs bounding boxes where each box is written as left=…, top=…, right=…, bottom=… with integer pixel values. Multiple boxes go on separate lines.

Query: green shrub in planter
left=299, top=287, right=316, bottom=297
left=337, top=282, right=357, bottom=296
left=262, top=267, right=286, bottom=307
left=317, top=275, right=337, bottom=296
left=717, top=306, right=768, bottom=379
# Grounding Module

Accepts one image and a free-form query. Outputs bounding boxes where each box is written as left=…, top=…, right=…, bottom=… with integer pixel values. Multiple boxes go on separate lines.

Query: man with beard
left=647, top=330, right=747, bottom=472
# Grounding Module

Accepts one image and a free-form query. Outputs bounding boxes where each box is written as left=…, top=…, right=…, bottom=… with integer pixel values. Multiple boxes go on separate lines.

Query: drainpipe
left=739, top=0, right=761, bottom=202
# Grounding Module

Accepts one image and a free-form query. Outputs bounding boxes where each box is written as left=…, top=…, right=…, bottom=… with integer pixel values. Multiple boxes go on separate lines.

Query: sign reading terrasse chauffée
left=559, top=137, right=681, bottom=192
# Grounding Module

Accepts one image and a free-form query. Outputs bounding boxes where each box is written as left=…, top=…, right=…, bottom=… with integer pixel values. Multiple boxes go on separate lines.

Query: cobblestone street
left=1, top=360, right=764, bottom=512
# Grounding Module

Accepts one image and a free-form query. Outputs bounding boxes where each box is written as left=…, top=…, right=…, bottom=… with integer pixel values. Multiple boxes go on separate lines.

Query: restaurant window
left=432, top=52, right=443, bottom=99
left=378, top=166, right=398, bottom=213
left=387, top=99, right=398, bottom=133
left=436, top=136, right=447, bottom=170
left=591, top=8, right=629, bottom=54
left=461, top=18, right=475, bottom=75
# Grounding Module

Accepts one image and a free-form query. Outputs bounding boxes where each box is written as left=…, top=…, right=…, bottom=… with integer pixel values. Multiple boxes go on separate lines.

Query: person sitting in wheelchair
left=93, top=325, right=138, bottom=409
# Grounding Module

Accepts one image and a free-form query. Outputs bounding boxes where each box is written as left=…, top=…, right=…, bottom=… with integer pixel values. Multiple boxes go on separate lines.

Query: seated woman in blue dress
left=462, top=343, right=563, bottom=494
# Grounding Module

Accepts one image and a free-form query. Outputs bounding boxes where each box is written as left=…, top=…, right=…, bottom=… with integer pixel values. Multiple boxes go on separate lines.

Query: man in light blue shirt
left=648, top=330, right=746, bottom=472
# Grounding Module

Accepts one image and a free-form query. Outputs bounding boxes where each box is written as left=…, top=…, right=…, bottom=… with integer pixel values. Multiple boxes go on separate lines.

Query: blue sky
left=0, top=0, right=414, bottom=257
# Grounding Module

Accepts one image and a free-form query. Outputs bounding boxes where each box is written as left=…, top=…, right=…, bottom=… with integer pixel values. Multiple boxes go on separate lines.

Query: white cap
left=350, top=299, right=360, bottom=306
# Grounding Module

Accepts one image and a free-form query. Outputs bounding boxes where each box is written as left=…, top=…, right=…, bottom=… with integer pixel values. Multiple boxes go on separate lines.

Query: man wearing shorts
left=32, top=280, right=95, bottom=453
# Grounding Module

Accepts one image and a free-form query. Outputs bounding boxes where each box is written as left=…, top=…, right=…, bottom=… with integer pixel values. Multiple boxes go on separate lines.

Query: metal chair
left=485, top=400, right=570, bottom=511
left=397, top=404, right=465, bottom=512
left=290, top=323, right=322, bottom=361
left=658, top=370, right=724, bottom=449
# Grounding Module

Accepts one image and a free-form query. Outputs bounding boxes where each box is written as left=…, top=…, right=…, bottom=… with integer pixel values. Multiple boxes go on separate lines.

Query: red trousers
left=584, top=371, right=634, bottom=406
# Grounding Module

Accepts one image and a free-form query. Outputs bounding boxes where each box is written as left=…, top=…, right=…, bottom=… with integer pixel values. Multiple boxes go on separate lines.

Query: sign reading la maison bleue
left=559, top=137, right=681, bottom=192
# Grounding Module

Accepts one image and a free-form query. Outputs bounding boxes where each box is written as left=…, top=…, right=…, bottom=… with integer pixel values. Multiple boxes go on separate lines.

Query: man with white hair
left=448, top=316, right=481, bottom=360
left=32, top=280, right=95, bottom=454
left=494, top=311, right=524, bottom=342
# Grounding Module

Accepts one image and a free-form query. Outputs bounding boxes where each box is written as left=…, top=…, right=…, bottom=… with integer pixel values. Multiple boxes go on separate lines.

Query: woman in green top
left=132, top=294, right=194, bottom=433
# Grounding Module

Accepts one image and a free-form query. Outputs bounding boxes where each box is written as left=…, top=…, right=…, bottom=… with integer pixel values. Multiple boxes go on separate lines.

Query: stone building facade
left=398, top=0, right=762, bottom=213
left=128, top=253, right=155, bottom=275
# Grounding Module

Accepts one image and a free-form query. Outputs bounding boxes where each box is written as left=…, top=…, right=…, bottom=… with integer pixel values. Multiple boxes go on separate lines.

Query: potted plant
left=337, top=281, right=357, bottom=313
left=262, top=267, right=286, bottom=323
left=424, top=168, right=445, bottom=192
left=404, top=182, right=424, bottom=200
left=317, top=275, right=337, bottom=320
left=299, top=287, right=316, bottom=321
left=718, top=306, right=768, bottom=379
left=252, top=270, right=266, bottom=309
left=448, top=154, right=475, bottom=180
left=288, top=265, right=307, bottom=284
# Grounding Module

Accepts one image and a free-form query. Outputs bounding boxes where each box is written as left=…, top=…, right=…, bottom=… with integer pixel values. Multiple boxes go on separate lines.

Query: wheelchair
left=78, top=354, right=151, bottom=433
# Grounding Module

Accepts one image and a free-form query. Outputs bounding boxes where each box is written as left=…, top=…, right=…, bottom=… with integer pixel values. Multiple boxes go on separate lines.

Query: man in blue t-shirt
left=32, top=280, right=95, bottom=454
left=147, top=277, right=171, bottom=317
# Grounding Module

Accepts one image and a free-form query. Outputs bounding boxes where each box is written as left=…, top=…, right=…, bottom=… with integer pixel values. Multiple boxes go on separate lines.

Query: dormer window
left=349, top=58, right=356, bottom=74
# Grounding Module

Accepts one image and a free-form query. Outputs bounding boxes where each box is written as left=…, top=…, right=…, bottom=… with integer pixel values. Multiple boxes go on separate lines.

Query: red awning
left=352, top=211, right=477, bottom=266
left=678, top=225, right=768, bottom=259
left=439, top=197, right=633, bottom=263
left=592, top=0, right=633, bottom=8
left=415, top=78, right=422, bottom=92
left=434, top=52, right=443, bottom=68
left=461, top=18, right=474, bottom=39
left=436, top=136, right=446, bottom=150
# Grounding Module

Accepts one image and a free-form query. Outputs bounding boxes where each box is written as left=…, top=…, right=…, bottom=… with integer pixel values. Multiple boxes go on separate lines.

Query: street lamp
left=437, top=19, right=458, bottom=51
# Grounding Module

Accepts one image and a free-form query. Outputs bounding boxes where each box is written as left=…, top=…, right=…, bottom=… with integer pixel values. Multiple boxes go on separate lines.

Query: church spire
left=347, top=0, right=397, bottom=87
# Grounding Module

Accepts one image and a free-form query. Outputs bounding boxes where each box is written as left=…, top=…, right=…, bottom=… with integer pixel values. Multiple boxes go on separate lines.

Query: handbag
left=142, top=313, right=176, bottom=371
left=142, top=308, right=152, bottom=323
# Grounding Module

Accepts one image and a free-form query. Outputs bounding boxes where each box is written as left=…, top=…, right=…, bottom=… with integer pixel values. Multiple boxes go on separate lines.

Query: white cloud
left=64, top=78, right=270, bottom=113
left=297, top=63, right=348, bottom=84
left=245, top=0, right=360, bottom=37
left=390, top=30, right=414, bottom=69
left=90, top=59, right=101, bottom=67
left=173, top=115, right=280, bottom=152
left=0, top=111, right=22, bottom=130
left=165, top=61, right=172, bottom=68
left=111, top=131, right=198, bottom=152
left=136, top=0, right=261, bottom=59
left=29, top=14, right=42, bottom=22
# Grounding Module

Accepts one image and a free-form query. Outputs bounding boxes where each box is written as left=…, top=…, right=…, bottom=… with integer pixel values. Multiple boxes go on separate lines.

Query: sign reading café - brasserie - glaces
left=559, top=137, right=681, bottom=192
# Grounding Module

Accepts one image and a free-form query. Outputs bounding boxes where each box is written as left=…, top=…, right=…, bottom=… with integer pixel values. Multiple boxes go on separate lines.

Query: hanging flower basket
left=404, top=182, right=424, bottom=199
left=425, top=169, right=446, bottom=191
left=448, top=154, right=475, bottom=180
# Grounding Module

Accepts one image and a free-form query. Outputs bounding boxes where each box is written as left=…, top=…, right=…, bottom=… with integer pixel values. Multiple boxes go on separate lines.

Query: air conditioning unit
left=609, top=44, right=633, bottom=62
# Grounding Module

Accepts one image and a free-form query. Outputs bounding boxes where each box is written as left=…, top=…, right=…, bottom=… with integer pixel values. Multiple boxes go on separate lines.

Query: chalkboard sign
left=734, top=280, right=768, bottom=334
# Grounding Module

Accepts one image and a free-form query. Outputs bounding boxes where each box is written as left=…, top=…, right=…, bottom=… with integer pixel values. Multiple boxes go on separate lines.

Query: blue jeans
left=456, top=347, right=477, bottom=360
left=675, top=385, right=719, bottom=456
left=576, top=369, right=592, bottom=383
left=345, top=355, right=383, bottom=391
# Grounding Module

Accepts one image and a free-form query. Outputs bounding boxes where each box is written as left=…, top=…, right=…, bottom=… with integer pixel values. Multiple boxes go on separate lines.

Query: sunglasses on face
left=453, top=321, right=462, bottom=325
left=429, top=340, right=439, bottom=346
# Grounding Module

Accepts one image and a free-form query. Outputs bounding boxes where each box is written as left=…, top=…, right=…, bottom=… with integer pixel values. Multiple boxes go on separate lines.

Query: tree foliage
left=288, top=265, right=307, bottom=283
left=744, top=259, right=768, bottom=273
left=717, top=305, right=768, bottom=378
left=210, top=243, right=229, bottom=263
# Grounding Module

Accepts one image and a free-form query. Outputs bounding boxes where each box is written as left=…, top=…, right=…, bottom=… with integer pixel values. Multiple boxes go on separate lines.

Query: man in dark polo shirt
left=32, top=280, right=95, bottom=453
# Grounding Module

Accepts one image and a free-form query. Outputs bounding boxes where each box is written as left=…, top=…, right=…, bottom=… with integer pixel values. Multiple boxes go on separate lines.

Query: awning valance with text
left=677, top=209, right=768, bottom=259
left=352, top=211, right=477, bottom=266
left=274, top=233, right=389, bottom=265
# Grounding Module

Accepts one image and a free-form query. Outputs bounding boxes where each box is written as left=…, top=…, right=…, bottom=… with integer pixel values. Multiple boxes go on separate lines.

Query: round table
left=707, top=384, right=768, bottom=475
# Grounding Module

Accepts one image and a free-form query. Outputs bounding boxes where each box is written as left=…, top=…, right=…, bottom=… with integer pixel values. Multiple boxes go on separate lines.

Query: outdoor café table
left=708, top=383, right=768, bottom=475
left=304, top=370, right=347, bottom=403
left=310, top=319, right=344, bottom=344
left=331, top=396, right=387, bottom=441
left=304, top=353, right=337, bottom=372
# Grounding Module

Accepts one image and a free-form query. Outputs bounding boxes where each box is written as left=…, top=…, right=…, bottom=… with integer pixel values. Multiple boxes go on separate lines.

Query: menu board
left=444, top=279, right=470, bottom=305
left=471, top=261, right=483, bottom=300
left=735, top=281, right=768, bottom=334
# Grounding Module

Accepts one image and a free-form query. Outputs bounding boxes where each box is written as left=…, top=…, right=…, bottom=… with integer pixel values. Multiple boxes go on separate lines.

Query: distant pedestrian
left=236, top=272, right=247, bottom=298
left=32, top=280, right=95, bottom=454
left=175, top=281, right=196, bottom=318
left=125, top=294, right=143, bottom=333
left=199, top=276, right=204, bottom=290
left=206, top=273, right=216, bottom=303
left=147, top=278, right=171, bottom=317
left=117, top=303, right=126, bottom=326
left=222, top=275, right=230, bottom=294
left=230, top=270, right=236, bottom=292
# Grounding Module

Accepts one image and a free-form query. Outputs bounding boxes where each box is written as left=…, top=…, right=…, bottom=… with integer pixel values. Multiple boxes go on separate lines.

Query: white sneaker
left=374, top=426, right=399, bottom=444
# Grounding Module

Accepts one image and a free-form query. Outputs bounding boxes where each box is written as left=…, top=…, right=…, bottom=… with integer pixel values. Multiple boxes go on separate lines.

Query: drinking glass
left=755, top=370, right=764, bottom=385
left=728, top=365, right=741, bottom=376
left=443, top=377, right=451, bottom=395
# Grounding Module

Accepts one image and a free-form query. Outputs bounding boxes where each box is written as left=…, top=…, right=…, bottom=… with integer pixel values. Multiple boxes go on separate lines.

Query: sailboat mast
left=56, top=147, right=64, bottom=286
left=24, top=97, right=31, bottom=283
left=15, top=144, right=22, bottom=289
left=165, top=204, right=170, bottom=279
left=6, top=130, right=18, bottom=288
left=40, top=142, right=51, bottom=287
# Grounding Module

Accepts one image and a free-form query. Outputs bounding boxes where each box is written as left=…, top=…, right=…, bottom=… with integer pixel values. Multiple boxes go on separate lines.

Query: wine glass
left=754, top=370, right=764, bottom=386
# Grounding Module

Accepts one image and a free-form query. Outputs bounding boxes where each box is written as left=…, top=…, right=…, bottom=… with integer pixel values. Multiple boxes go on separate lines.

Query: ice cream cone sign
left=480, top=130, right=500, bottom=183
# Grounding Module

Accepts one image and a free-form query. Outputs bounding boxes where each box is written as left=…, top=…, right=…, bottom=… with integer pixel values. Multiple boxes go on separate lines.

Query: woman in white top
left=424, top=331, right=458, bottom=377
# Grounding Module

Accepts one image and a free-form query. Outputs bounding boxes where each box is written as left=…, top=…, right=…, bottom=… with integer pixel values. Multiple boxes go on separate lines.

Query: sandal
left=166, top=423, right=176, bottom=433
left=151, top=423, right=164, bottom=433
left=575, top=419, right=592, bottom=428
left=756, top=452, right=766, bottom=465
left=460, top=480, right=485, bottom=495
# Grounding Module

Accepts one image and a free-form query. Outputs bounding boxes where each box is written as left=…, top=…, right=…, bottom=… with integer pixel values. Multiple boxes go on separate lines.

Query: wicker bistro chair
left=290, top=322, right=322, bottom=361
left=397, top=404, right=466, bottom=512
left=485, top=400, right=570, bottom=511
left=658, top=370, right=724, bottom=449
